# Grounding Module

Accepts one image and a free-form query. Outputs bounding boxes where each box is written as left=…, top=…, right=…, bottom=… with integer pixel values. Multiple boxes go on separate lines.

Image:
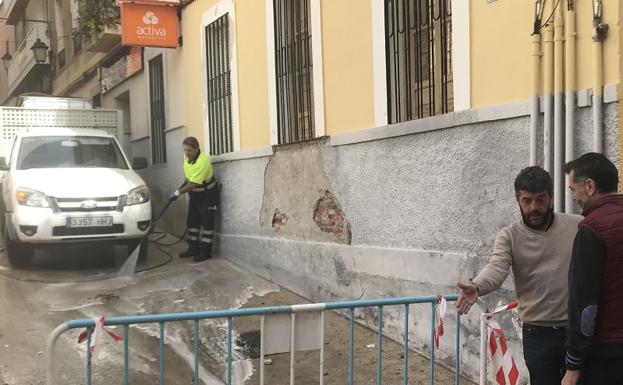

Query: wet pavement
left=0, top=231, right=473, bottom=385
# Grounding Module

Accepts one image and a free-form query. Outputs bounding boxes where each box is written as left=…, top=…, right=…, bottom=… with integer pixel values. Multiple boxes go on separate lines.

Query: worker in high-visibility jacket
left=169, top=136, right=218, bottom=262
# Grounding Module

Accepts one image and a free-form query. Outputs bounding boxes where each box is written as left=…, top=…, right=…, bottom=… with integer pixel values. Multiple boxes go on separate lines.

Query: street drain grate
left=200, top=330, right=261, bottom=363
left=236, top=330, right=261, bottom=359
left=202, top=336, right=248, bottom=364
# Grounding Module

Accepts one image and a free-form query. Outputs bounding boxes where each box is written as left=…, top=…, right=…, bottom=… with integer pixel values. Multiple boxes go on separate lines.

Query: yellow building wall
left=471, top=0, right=620, bottom=109
left=181, top=1, right=623, bottom=147
left=184, top=0, right=378, bottom=145
left=574, top=0, right=619, bottom=96
left=181, top=0, right=216, bottom=148
left=182, top=0, right=270, bottom=151
left=235, top=0, right=270, bottom=149
left=321, top=0, right=375, bottom=135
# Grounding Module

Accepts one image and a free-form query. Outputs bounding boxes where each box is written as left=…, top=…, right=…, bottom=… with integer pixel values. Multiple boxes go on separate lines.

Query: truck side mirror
left=132, top=157, right=148, bottom=170
left=0, top=157, right=8, bottom=171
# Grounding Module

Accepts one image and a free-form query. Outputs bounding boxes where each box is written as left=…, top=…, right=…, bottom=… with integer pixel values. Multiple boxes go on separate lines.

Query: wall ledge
left=211, top=146, right=274, bottom=163
left=209, top=83, right=618, bottom=154
left=330, top=83, right=618, bottom=147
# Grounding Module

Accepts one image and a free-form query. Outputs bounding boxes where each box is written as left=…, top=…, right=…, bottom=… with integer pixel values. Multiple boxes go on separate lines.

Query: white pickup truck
left=0, top=97, right=152, bottom=267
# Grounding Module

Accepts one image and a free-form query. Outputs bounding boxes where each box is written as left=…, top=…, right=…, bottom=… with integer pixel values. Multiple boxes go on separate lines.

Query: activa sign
left=137, top=25, right=168, bottom=36
left=121, top=3, right=178, bottom=48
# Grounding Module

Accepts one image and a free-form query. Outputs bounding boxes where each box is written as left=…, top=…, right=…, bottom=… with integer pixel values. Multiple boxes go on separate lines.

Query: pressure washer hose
left=125, top=199, right=187, bottom=274
left=147, top=199, right=188, bottom=247
left=153, top=200, right=173, bottom=224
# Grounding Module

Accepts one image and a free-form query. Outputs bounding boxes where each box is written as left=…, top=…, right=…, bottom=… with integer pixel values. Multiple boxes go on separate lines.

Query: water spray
left=117, top=200, right=177, bottom=276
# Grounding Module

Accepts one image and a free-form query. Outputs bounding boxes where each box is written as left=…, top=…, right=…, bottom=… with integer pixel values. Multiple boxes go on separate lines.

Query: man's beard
left=521, top=207, right=554, bottom=230
left=576, top=198, right=587, bottom=210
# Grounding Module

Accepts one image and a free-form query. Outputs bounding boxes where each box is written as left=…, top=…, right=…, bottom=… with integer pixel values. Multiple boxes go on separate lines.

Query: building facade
left=0, top=16, right=14, bottom=104
left=1, top=0, right=622, bottom=382
left=1, top=0, right=54, bottom=103
left=180, top=0, right=621, bottom=382
left=1, top=0, right=191, bottom=228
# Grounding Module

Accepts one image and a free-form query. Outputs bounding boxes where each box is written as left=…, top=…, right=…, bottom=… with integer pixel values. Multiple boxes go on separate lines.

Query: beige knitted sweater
left=473, top=213, right=583, bottom=326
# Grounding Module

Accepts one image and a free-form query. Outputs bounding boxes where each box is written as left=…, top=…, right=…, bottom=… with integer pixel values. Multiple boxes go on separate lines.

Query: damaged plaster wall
left=213, top=103, right=619, bottom=383
left=259, top=138, right=352, bottom=245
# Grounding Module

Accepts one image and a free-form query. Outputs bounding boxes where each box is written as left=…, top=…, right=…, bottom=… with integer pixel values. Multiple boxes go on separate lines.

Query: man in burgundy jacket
left=562, top=152, right=623, bottom=385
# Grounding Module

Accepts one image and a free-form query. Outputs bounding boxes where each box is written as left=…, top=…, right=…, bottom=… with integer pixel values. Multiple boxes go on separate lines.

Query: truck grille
left=51, top=196, right=122, bottom=212
left=52, top=224, right=124, bottom=236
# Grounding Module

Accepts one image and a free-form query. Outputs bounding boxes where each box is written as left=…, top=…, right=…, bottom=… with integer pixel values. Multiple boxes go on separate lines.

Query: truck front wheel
left=4, top=226, right=34, bottom=267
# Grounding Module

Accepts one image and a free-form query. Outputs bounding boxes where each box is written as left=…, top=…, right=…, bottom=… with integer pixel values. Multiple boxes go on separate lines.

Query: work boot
left=179, top=245, right=199, bottom=258
left=193, top=246, right=212, bottom=262
left=193, top=254, right=210, bottom=262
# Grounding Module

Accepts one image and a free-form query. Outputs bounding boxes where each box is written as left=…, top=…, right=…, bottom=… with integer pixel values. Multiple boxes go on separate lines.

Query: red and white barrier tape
left=434, top=296, right=447, bottom=348
left=487, top=301, right=519, bottom=316
left=479, top=301, right=520, bottom=385
left=77, top=316, right=123, bottom=359
left=486, top=317, right=519, bottom=385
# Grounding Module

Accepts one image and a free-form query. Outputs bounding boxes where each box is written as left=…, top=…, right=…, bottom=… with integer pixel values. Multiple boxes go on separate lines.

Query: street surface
left=0, top=232, right=471, bottom=384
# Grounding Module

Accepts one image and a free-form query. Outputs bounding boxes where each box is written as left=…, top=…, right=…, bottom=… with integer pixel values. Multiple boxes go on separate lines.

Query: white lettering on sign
left=136, top=26, right=168, bottom=37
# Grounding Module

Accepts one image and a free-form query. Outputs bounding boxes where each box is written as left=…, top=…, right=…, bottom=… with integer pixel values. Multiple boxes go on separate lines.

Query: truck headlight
left=16, top=188, right=50, bottom=208
left=126, top=185, right=150, bottom=206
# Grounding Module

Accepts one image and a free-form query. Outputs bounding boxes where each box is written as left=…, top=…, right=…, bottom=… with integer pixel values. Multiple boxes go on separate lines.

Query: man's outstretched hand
left=456, top=282, right=479, bottom=314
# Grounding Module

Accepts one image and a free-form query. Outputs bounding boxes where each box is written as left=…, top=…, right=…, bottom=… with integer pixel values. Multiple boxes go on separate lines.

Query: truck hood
left=12, top=168, right=146, bottom=198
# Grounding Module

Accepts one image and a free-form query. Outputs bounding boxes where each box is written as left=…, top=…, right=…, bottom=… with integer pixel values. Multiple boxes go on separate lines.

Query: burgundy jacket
left=566, top=194, right=623, bottom=369
left=580, top=194, right=623, bottom=343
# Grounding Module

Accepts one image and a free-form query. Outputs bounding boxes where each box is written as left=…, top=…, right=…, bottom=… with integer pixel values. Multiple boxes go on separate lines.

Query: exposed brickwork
left=313, top=191, right=351, bottom=244
left=272, top=210, right=287, bottom=228
left=126, top=46, right=143, bottom=77
left=259, top=138, right=353, bottom=245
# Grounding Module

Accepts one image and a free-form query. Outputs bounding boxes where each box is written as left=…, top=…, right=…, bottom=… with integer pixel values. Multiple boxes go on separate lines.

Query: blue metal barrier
left=47, top=294, right=461, bottom=385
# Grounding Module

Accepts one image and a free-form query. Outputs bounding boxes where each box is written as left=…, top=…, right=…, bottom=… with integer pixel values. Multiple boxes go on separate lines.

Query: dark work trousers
left=522, top=323, right=567, bottom=385
left=186, top=183, right=218, bottom=258
left=583, top=354, right=623, bottom=384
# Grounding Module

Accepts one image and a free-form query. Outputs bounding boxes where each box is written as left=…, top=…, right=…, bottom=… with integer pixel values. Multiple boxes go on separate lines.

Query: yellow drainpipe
left=564, top=2, right=576, bottom=213
left=593, top=33, right=603, bottom=153
left=592, top=0, right=608, bottom=152
left=542, top=0, right=554, bottom=173
left=553, top=1, right=564, bottom=212
left=530, top=30, right=541, bottom=167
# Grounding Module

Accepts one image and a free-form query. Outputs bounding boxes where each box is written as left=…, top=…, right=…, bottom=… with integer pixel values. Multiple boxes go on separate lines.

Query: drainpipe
left=530, top=1, right=543, bottom=166
left=592, top=0, right=608, bottom=153
left=543, top=1, right=554, bottom=173
left=565, top=1, right=576, bottom=213
left=553, top=1, right=564, bottom=212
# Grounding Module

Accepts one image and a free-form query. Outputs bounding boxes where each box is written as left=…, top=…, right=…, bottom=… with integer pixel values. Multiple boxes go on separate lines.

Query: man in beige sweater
left=456, top=166, right=582, bottom=385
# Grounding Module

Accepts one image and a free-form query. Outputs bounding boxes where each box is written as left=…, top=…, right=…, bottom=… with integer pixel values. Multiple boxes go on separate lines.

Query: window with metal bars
left=385, top=0, right=453, bottom=124
left=273, top=0, right=315, bottom=144
left=205, top=14, right=233, bottom=155
left=149, top=55, right=167, bottom=165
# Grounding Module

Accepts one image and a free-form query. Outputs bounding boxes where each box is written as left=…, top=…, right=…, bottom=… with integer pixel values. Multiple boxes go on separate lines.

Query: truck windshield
left=16, top=136, right=129, bottom=170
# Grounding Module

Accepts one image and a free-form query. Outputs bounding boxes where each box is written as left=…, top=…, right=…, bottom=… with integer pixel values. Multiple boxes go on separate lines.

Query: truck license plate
left=67, top=216, right=113, bottom=228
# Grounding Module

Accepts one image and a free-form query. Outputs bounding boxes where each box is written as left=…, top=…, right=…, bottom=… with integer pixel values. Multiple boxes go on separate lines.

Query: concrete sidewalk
left=0, top=230, right=473, bottom=384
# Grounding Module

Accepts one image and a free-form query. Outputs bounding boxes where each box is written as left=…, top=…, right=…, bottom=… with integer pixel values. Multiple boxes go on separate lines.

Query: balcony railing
left=101, top=47, right=143, bottom=93
left=7, top=24, right=50, bottom=95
